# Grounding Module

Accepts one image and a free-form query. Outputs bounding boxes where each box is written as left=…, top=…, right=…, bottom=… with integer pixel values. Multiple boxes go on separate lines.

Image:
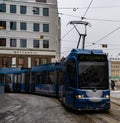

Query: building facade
left=0, top=0, right=61, bottom=68
left=109, top=56, right=120, bottom=80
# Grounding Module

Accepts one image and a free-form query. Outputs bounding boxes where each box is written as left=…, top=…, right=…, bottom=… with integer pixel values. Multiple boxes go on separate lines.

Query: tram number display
left=78, top=54, right=107, bottom=61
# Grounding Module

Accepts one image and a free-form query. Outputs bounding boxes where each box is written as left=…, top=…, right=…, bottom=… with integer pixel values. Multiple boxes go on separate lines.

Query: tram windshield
left=78, top=60, right=108, bottom=90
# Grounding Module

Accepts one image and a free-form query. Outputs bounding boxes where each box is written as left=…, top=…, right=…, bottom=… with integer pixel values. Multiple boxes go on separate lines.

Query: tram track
left=72, top=97, right=120, bottom=123
left=0, top=94, right=120, bottom=123
left=111, top=96, right=120, bottom=106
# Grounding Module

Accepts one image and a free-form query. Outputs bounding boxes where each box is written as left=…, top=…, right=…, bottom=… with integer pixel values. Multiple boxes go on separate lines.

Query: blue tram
left=0, top=48, right=110, bottom=111
left=0, top=72, right=4, bottom=94
left=30, top=63, right=61, bottom=96
left=58, top=49, right=110, bottom=110
left=0, top=67, right=30, bottom=93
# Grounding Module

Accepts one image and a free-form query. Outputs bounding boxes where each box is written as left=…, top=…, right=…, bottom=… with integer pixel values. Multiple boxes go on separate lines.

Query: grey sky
left=58, top=0, right=120, bottom=57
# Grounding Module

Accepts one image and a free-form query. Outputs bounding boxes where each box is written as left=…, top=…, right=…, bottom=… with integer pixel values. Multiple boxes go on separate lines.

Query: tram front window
left=78, top=61, right=108, bottom=90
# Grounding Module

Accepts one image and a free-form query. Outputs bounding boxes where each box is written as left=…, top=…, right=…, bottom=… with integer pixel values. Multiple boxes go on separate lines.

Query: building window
left=41, top=58, right=47, bottom=64
left=34, top=58, right=40, bottom=66
left=18, top=58, right=24, bottom=67
left=11, top=57, right=16, bottom=67
left=10, top=22, right=16, bottom=30
left=33, top=23, right=39, bottom=32
left=20, top=39, right=27, bottom=48
left=2, top=57, right=9, bottom=67
left=0, top=38, right=6, bottom=46
left=0, top=21, right=6, bottom=29
left=20, top=6, right=26, bottom=14
left=0, top=3, right=6, bottom=12
left=10, top=5, right=16, bottom=13
left=43, top=24, right=49, bottom=32
left=43, top=8, right=49, bottom=16
left=20, top=22, right=27, bottom=30
left=36, top=0, right=46, bottom=2
left=33, top=40, right=39, bottom=48
left=10, top=39, right=17, bottom=47
left=33, top=7, right=39, bottom=15
left=43, top=40, right=49, bottom=48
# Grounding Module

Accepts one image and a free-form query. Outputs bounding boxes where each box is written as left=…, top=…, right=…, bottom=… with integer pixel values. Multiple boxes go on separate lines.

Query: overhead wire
left=93, top=25, right=120, bottom=44
left=82, top=0, right=94, bottom=18
left=59, top=5, right=120, bottom=10
left=59, top=13, right=120, bottom=22
left=59, top=1, right=120, bottom=55
left=60, top=0, right=94, bottom=55
left=83, top=17, right=120, bottom=22
left=61, top=26, right=74, bottom=39
left=60, top=1, right=120, bottom=54
left=61, top=0, right=94, bottom=39
left=59, top=1, right=120, bottom=42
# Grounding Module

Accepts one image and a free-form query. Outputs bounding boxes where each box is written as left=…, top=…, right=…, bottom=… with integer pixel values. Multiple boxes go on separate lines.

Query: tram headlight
left=104, top=95, right=110, bottom=98
left=76, top=95, right=84, bottom=99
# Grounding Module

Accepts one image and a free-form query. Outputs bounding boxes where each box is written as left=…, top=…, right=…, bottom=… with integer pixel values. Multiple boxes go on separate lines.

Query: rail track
left=0, top=94, right=120, bottom=123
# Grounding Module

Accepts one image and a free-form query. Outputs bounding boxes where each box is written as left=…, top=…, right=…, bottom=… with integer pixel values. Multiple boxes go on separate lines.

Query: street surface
left=0, top=91, right=120, bottom=123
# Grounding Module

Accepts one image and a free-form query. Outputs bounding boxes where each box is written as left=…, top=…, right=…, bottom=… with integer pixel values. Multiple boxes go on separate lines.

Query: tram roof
left=0, top=67, right=27, bottom=74
left=71, top=49, right=104, bottom=54
left=31, top=63, right=61, bottom=73
left=62, top=49, right=106, bottom=63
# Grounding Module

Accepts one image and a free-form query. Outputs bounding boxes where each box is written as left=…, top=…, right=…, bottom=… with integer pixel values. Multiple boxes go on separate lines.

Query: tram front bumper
left=74, top=98, right=110, bottom=110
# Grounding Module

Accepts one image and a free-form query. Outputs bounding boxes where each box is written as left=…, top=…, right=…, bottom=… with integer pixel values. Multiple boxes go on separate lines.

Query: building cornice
left=0, top=48, right=56, bottom=56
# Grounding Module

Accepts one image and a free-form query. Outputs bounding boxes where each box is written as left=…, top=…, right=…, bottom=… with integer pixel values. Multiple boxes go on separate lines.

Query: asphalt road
left=0, top=94, right=94, bottom=123
left=0, top=92, right=120, bottom=123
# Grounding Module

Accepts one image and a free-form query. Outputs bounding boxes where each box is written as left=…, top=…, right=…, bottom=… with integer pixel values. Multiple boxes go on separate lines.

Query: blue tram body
left=0, top=48, right=110, bottom=111
left=0, top=67, right=30, bottom=93
left=30, top=63, right=61, bottom=96
left=58, top=49, right=110, bottom=110
left=0, top=82, right=4, bottom=94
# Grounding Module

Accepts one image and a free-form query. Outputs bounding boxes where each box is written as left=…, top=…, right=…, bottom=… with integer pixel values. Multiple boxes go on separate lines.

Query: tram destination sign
left=78, top=54, right=107, bottom=61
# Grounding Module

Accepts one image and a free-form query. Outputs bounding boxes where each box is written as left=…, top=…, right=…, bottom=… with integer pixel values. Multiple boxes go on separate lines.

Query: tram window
left=67, top=61, right=76, bottom=88
left=21, top=74, right=24, bottom=84
left=5, top=75, right=11, bottom=83
left=13, top=75, right=17, bottom=83
left=41, top=72, right=47, bottom=84
left=58, top=70, right=65, bottom=85
left=13, top=74, right=21, bottom=83
left=35, top=73, right=41, bottom=84
left=18, top=74, right=21, bottom=83
left=48, top=72, right=54, bottom=84
left=0, top=75, right=4, bottom=83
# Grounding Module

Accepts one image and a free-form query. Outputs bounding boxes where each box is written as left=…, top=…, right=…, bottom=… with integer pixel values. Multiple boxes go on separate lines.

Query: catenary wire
left=82, top=0, right=94, bottom=18
left=60, top=0, right=94, bottom=40
left=59, top=13, right=120, bottom=23
left=93, top=25, right=120, bottom=44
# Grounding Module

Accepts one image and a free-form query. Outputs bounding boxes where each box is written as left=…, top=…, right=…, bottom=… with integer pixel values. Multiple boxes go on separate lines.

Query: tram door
left=25, top=70, right=30, bottom=93
left=31, top=74, right=35, bottom=93
left=4, top=74, right=12, bottom=93
left=13, top=74, right=21, bottom=92
left=66, top=61, right=76, bottom=107
left=0, top=74, right=5, bottom=93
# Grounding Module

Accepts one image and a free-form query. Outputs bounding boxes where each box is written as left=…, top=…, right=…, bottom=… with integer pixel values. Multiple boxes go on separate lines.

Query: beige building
left=0, top=0, right=61, bottom=68
left=109, top=57, right=120, bottom=80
